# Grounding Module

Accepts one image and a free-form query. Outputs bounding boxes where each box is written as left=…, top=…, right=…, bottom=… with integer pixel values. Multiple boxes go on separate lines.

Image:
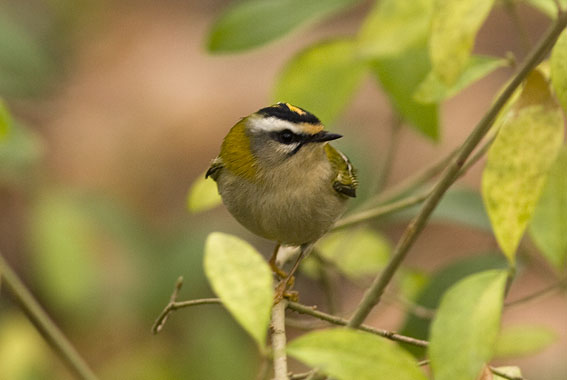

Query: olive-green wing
left=205, top=157, right=224, bottom=181
left=324, top=144, right=357, bottom=198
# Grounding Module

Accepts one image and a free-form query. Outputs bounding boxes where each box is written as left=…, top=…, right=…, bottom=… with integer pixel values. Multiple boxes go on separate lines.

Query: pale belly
left=217, top=171, right=347, bottom=245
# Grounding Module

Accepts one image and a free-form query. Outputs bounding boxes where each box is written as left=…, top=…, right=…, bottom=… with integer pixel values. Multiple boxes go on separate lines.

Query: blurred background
left=0, top=0, right=565, bottom=379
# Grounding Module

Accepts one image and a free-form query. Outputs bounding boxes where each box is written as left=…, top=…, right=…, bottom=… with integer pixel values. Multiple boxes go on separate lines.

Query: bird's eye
left=278, top=130, right=295, bottom=144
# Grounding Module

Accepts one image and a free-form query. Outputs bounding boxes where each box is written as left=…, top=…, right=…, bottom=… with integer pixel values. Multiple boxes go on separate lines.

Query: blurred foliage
left=204, top=232, right=273, bottom=349
left=429, top=270, right=507, bottom=380
left=0, top=0, right=565, bottom=379
left=482, top=70, right=564, bottom=264
left=207, top=0, right=362, bottom=52
left=288, top=328, right=428, bottom=380
left=529, top=147, right=567, bottom=272
left=400, top=254, right=508, bottom=357
left=494, top=324, right=558, bottom=358
left=187, top=172, right=222, bottom=213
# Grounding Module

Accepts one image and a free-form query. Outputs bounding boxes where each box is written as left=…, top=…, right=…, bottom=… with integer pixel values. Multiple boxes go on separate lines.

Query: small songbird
left=206, top=103, right=357, bottom=298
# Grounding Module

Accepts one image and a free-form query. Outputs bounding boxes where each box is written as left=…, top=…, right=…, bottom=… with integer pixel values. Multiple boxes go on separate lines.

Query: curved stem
left=0, top=252, right=98, bottom=380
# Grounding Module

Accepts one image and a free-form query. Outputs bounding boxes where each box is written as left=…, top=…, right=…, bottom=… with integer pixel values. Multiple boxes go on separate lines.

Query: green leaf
left=371, top=44, right=439, bottom=140
left=0, top=99, right=10, bottom=140
left=529, top=147, right=567, bottom=271
left=494, top=324, right=557, bottom=358
left=0, top=121, right=43, bottom=185
left=357, top=0, right=433, bottom=59
left=524, top=0, right=567, bottom=18
left=429, top=0, right=495, bottom=85
left=551, top=30, right=567, bottom=112
left=316, top=227, right=390, bottom=279
left=399, top=254, right=507, bottom=356
left=187, top=172, right=222, bottom=213
left=415, top=55, right=507, bottom=103
left=203, top=232, right=273, bottom=349
left=492, top=366, right=523, bottom=380
left=29, top=191, right=101, bottom=316
left=393, top=187, right=491, bottom=231
left=429, top=270, right=507, bottom=380
left=287, top=328, right=428, bottom=380
left=274, top=38, right=366, bottom=125
left=482, top=70, right=565, bottom=264
left=207, top=0, right=361, bottom=52
left=0, top=11, right=52, bottom=97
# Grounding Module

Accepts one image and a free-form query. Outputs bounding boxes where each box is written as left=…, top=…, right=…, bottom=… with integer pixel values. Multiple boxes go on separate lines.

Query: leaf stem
left=346, top=13, right=567, bottom=329
left=0, top=252, right=98, bottom=380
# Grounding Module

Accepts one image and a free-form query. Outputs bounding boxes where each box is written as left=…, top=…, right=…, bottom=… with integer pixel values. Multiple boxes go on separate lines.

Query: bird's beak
left=309, top=131, right=343, bottom=143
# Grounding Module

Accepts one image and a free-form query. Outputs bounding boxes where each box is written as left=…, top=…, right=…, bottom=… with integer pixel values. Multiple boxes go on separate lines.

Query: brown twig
left=505, top=279, right=567, bottom=307
left=287, top=302, right=428, bottom=348
left=151, top=277, right=221, bottom=334
left=0, top=252, right=98, bottom=380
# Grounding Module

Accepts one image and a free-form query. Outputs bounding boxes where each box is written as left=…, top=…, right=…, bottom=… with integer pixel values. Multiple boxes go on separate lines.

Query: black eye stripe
left=272, top=129, right=302, bottom=145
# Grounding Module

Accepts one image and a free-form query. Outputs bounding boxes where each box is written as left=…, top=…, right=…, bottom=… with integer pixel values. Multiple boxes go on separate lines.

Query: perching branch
left=287, top=302, right=428, bottom=348
left=346, top=12, right=567, bottom=329
left=0, top=252, right=98, bottom=380
left=271, top=300, right=289, bottom=380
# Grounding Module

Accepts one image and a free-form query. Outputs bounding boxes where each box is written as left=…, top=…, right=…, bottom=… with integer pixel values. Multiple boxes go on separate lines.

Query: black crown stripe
left=257, top=103, right=320, bottom=125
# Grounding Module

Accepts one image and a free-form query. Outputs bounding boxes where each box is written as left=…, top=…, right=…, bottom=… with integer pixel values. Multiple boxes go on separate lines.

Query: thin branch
left=151, top=277, right=221, bottom=334
left=333, top=191, right=430, bottom=230
left=346, top=13, right=567, bottom=329
left=287, top=302, right=428, bottom=348
left=271, top=300, right=289, bottom=380
left=375, top=113, right=403, bottom=192
left=0, top=252, right=98, bottom=380
left=505, top=279, right=567, bottom=307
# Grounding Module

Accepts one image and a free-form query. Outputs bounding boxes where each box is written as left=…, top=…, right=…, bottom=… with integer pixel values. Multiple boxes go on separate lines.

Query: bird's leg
left=274, top=243, right=312, bottom=304
left=269, top=243, right=288, bottom=279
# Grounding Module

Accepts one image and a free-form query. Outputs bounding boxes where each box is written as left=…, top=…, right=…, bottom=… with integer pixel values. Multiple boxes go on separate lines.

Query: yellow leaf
left=482, top=70, right=565, bottom=264
left=187, top=172, right=222, bottom=213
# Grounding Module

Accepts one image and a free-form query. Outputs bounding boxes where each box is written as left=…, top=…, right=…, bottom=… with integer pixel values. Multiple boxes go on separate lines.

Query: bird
left=206, top=102, right=357, bottom=300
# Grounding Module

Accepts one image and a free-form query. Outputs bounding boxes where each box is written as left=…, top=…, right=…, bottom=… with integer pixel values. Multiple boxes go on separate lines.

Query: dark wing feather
left=205, top=157, right=224, bottom=181
left=324, top=144, right=357, bottom=198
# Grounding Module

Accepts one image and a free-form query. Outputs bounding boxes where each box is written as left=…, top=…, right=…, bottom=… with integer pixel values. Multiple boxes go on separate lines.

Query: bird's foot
left=273, top=277, right=298, bottom=304
left=269, top=261, right=288, bottom=280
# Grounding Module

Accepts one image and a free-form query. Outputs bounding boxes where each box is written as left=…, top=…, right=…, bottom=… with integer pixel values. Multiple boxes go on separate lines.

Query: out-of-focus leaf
left=0, top=121, right=43, bottom=185
left=371, top=44, right=439, bottom=140
left=315, top=227, right=390, bottom=279
left=398, top=269, right=429, bottom=302
left=29, top=191, right=101, bottom=316
left=287, top=328, right=428, bottom=380
left=524, top=0, right=567, bottom=18
left=494, top=324, right=557, bottom=358
left=357, top=0, right=433, bottom=58
left=415, top=56, right=507, bottom=103
left=0, top=12, right=52, bottom=96
left=482, top=70, right=565, bottom=264
left=187, top=172, right=222, bottom=213
left=393, top=187, right=491, bottom=231
left=204, top=232, right=273, bottom=349
left=529, top=147, right=567, bottom=271
left=399, top=254, right=507, bottom=356
left=429, top=0, right=495, bottom=85
left=274, top=39, right=366, bottom=125
left=492, top=366, right=523, bottom=380
left=0, top=314, right=50, bottom=379
left=429, top=270, right=507, bottom=380
left=207, top=0, right=361, bottom=52
left=0, top=99, right=10, bottom=140
left=551, top=30, right=567, bottom=112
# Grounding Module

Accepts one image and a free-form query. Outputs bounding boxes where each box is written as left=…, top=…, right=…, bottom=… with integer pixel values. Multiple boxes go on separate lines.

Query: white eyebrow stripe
left=248, top=116, right=304, bottom=135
